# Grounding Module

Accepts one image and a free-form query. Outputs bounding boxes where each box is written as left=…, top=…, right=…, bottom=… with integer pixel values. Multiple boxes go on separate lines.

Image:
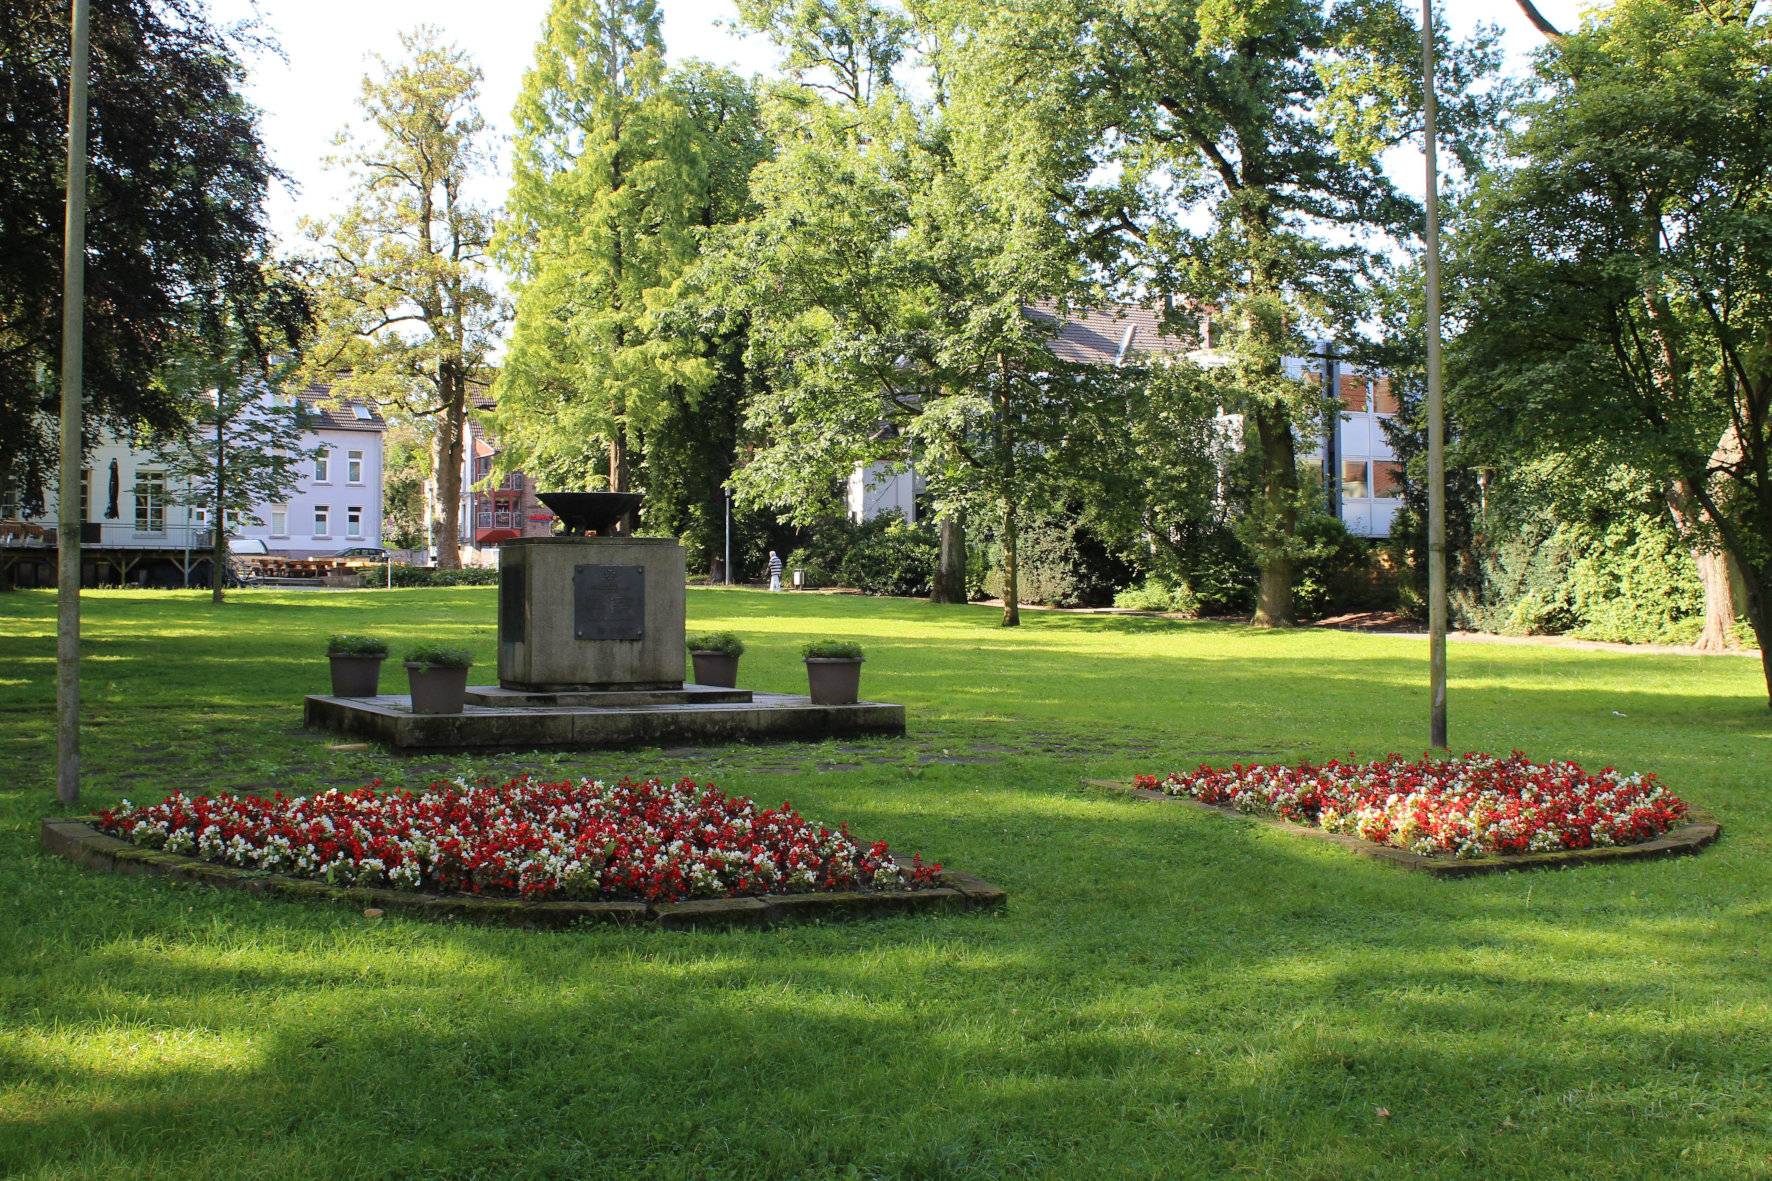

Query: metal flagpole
left=56, top=0, right=92, bottom=806
left=724, top=489, right=732, bottom=586
left=1421, top=0, right=1449, bottom=751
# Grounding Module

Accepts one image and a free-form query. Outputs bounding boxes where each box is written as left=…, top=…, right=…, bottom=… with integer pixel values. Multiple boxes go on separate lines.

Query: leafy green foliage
left=301, top=29, right=504, bottom=569
left=0, top=0, right=287, bottom=493
left=801, top=638, right=863, bottom=660
left=402, top=643, right=473, bottom=669
left=1112, top=581, right=1201, bottom=616
left=685, top=631, right=745, bottom=657
left=388, top=565, right=498, bottom=588
left=326, top=634, right=389, bottom=658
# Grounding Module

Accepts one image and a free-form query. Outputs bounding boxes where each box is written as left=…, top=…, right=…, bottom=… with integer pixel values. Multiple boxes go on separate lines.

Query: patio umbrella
left=105, top=459, right=119, bottom=519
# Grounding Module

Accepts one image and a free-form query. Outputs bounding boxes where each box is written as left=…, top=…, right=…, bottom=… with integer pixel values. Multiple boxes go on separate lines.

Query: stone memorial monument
left=304, top=490, right=906, bottom=751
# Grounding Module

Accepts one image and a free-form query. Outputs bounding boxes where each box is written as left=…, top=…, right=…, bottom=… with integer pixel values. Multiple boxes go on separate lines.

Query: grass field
left=2, top=586, right=1769, bottom=1180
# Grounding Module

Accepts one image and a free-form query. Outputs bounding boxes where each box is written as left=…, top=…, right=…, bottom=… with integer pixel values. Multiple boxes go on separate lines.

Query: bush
left=686, top=631, right=745, bottom=657
left=838, top=519, right=939, bottom=597
left=803, top=639, right=864, bottom=660
left=389, top=564, right=499, bottom=587
left=981, top=513, right=1133, bottom=608
left=1113, top=581, right=1200, bottom=616
left=402, top=643, right=473, bottom=669
left=1461, top=511, right=1705, bottom=644
left=326, top=633, right=388, bottom=657
left=1291, top=514, right=1394, bottom=620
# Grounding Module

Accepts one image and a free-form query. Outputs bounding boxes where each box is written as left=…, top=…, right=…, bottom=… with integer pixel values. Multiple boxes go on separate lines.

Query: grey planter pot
left=328, top=654, right=384, bottom=697
left=691, top=651, right=740, bottom=688
left=804, top=657, right=863, bottom=705
left=405, top=662, right=470, bottom=715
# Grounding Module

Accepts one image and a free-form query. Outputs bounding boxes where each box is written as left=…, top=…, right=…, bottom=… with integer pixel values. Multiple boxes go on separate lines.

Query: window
left=313, top=505, right=331, bottom=537
left=1338, top=374, right=1370, bottom=413
left=346, top=506, right=363, bottom=538
left=1374, top=461, right=1405, bottom=498
left=0, top=481, right=18, bottom=519
left=1372, top=377, right=1400, bottom=416
left=351, top=403, right=373, bottom=420
left=314, top=448, right=331, bottom=483
left=347, top=450, right=364, bottom=484
left=80, top=469, right=91, bottom=521
left=1341, top=460, right=1370, bottom=501
left=135, top=471, right=166, bottom=532
left=270, top=505, right=288, bottom=536
left=192, top=506, right=209, bottom=526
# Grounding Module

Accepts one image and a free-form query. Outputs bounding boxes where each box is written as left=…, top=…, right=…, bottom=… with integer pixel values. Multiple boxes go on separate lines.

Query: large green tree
left=945, top=0, right=1496, bottom=625
left=717, top=0, right=1127, bottom=625
left=0, top=0, right=285, bottom=499
left=1454, top=0, right=1772, bottom=702
left=493, top=0, right=711, bottom=523
left=302, top=28, right=503, bottom=568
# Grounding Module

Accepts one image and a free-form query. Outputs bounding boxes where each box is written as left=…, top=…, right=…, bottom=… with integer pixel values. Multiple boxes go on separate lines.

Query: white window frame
left=314, top=447, right=332, bottom=484
left=313, top=505, right=331, bottom=538
left=347, top=450, right=364, bottom=485
left=270, top=504, right=288, bottom=537
left=134, top=470, right=166, bottom=534
left=346, top=506, right=363, bottom=539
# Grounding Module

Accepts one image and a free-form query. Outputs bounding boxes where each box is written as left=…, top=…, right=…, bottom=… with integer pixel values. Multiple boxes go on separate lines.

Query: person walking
left=767, top=549, right=783, bottom=592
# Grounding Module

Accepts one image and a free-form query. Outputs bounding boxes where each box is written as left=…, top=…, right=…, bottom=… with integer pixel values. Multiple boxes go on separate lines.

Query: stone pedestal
left=497, top=537, right=685, bottom=691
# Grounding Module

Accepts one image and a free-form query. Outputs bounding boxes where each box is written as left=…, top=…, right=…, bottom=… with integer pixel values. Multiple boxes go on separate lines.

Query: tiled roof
left=293, top=385, right=387, bottom=432
left=1024, top=301, right=1197, bottom=366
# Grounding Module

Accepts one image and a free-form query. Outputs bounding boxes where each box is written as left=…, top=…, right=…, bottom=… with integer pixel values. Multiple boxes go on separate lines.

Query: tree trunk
left=1667, top=470, right=1740, bottom=653
left=210, top=411, right=226, bottom=604
left=1001, top=498, right=1020, bottom=627
left=433, top=371, right=465, bottom=569
left=931, top=512, right=967, bottom=603
left=1250, top=403, right=1299, bottom=627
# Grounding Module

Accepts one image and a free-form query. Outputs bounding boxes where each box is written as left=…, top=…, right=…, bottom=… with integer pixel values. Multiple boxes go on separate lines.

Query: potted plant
left=403, top=643, right=474, bottom=715
left=802, top=639, right=864, bottom=705
left=326, top=634, right=388, bottom=697
left=686, top=631, right=745, bottom=687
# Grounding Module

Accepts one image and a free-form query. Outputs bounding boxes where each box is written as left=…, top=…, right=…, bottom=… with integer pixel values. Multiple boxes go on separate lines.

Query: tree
left=945, top=0, right=1498, bottom=625
left=0, top=0, right=283, bottom=497
left=1453, top=0, right=1772, bottom=702
left=303, top=28, right=503, bottom=568
left=492, top=0, right=711, bottom=523
left=148, top=362, right=316, bottom=604
left=380, top=419, right=434, bottom=551
left=717, top=0, right=1125, bottom=626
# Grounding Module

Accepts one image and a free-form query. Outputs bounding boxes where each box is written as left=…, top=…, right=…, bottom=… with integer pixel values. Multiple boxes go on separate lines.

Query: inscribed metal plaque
left=573, top=564, right=645, bottom=641
left=499, top=563, right=526, bottom=644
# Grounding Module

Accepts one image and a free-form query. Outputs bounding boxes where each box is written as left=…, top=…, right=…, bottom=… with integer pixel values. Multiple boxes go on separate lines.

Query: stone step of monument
left=463, top=683, right=753, bottom=709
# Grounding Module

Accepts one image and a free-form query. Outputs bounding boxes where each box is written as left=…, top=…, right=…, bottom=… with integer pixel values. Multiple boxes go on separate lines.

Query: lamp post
left=1421, top=0, right=1449, bottom=751
left=723, top=488, right=732, bottom=586
left=56, top=0, right=92, bottom=806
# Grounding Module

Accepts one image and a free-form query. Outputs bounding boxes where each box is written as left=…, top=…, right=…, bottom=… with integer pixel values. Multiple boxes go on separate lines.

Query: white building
left=1, top=385, right=385, bottom=580
left=846, top=304, right=1404, bottom=540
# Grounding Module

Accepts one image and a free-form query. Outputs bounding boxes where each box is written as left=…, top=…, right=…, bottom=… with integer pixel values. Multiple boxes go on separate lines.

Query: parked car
left=228, top=537, right=270, bottom=555
left=333, top=546, right=389, bottom=561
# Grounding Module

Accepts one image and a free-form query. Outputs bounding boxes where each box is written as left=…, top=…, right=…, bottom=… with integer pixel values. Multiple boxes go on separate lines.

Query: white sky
left=212, top=0, right=1585, bottom=260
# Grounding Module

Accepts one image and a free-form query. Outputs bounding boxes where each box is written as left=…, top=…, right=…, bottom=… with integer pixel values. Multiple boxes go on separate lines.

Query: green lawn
left=2, top=586, right=1769, bottom=1180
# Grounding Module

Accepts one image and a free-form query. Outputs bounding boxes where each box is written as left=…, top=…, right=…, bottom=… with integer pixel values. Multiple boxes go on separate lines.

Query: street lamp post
left=1421, top=0, right=1449, bottom=751
left=56, top=0, right=92, bottom=806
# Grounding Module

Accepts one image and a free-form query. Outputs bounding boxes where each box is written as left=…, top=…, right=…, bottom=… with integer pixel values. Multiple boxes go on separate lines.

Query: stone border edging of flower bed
left=40, top=818, right=1006, bottom=928
left=1081, top=780, right=1720, bottom=876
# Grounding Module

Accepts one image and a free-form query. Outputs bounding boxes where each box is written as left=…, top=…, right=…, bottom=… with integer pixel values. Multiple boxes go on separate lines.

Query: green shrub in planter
left=802, top=639, right=864, bottom=704
left=326, top=634, right=389, bottom=696
left=402, top=644, right=474, bottom=669
left=802, top=639, right=863, bottom=660
left=686, top=631, right=745, bottom=657
left=326, top=633, right=389, bottom=657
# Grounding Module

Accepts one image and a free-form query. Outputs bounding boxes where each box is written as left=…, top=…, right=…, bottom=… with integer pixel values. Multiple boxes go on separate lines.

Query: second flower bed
left=1135, top=752, right=1691, bottom=859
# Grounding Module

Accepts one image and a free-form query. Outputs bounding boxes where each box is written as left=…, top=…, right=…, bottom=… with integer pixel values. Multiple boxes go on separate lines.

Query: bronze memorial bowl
left=535, top=491, right=644, bottom=536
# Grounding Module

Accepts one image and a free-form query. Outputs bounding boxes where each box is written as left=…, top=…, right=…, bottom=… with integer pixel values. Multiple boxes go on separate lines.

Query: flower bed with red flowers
left=1133, top=752, right=1691, bottom=859
left=95, top=776, right=942, bottom=903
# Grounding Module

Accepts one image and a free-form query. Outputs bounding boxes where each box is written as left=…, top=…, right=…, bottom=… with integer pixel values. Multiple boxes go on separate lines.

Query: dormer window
left=352, top=404, right=373, bottom=420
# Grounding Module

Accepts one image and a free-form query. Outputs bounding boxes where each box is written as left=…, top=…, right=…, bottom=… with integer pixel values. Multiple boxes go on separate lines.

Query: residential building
left=0, top=384, right=385, bottom=586
left=433, top=397, right=555, bottom=568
